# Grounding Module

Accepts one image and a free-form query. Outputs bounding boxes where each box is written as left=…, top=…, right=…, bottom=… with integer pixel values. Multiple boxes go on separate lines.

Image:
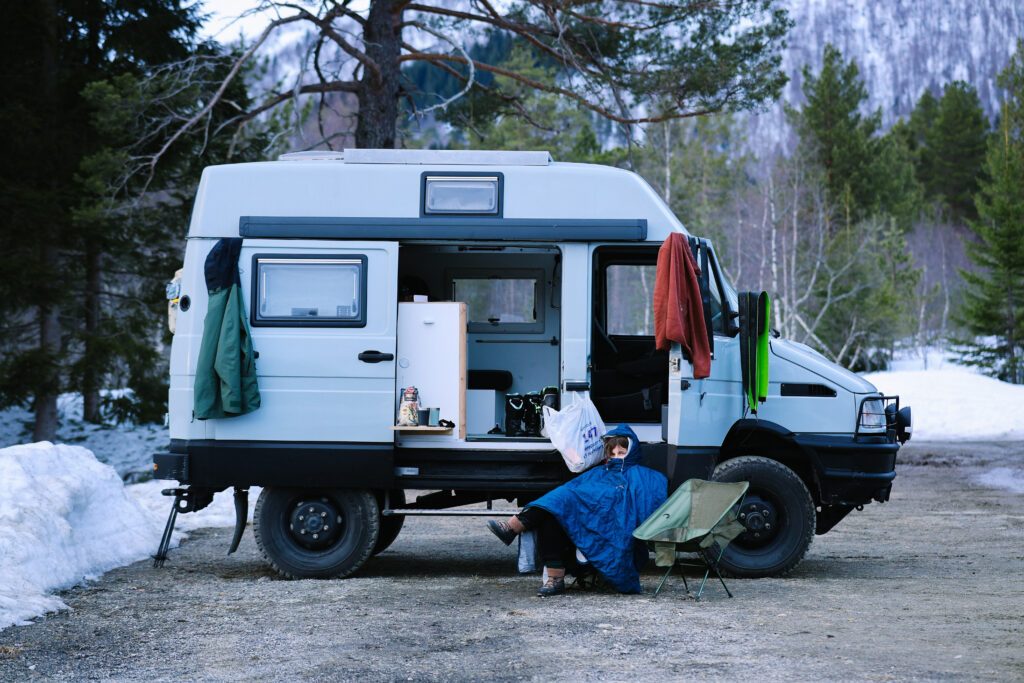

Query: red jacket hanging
left=653, top=232, right=711, bottom=379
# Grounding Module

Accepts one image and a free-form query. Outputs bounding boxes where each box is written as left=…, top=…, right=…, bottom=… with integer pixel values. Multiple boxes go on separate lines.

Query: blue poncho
left=527, top=424, right=668, bottom=593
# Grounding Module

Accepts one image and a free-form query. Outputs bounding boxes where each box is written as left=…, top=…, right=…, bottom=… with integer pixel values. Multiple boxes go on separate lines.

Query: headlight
left=859, top=398, right=886, bottom=432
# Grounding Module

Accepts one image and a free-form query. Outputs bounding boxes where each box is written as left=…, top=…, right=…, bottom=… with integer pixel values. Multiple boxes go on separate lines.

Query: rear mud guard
left=227, top=487, right=249, bottom=555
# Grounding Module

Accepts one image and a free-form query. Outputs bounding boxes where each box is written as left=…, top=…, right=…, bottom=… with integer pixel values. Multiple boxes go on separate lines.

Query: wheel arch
left=719, top=419, right=823, bottom=504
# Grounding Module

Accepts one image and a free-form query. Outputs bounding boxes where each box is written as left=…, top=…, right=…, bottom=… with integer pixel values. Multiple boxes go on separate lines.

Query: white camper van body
left=156, top=150, right=910, bottom=580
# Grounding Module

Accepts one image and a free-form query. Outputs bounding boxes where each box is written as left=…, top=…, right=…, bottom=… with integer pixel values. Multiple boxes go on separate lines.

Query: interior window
left=255, top=257, right=364, bottom=326
left=606, top=264, right=656, bottom=336
left=451, top=274, right=541, bottom=332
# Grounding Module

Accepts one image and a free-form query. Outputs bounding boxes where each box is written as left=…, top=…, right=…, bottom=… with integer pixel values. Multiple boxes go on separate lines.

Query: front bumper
left=793, top=433, right=899, bottom=506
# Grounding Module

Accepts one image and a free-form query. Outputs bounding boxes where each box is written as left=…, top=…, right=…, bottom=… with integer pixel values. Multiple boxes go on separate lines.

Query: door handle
left=358, top=350, right=394, bottom=363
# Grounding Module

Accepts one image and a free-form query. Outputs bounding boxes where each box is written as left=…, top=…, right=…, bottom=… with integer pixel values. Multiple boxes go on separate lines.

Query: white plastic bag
left=541, top=393, right=607, bottom=473
left=518, top=530, right=539, bottom=574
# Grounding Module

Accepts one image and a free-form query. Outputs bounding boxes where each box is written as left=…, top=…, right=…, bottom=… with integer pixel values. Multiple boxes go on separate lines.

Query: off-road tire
left=373, top=490, right=405, bottom=555
left=254, top=487, right=380, bottom=579
left=710, top=456, right=815, bottom=578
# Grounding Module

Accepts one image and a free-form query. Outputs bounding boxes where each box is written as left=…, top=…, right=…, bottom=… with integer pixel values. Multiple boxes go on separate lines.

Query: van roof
left=278, top=149, right=554, bottom=166
left=187, top=152, right=688, bottom=243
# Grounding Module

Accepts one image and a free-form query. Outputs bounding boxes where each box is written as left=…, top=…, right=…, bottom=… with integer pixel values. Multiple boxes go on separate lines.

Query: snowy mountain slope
left=748, top=0, right=1024, bottom=153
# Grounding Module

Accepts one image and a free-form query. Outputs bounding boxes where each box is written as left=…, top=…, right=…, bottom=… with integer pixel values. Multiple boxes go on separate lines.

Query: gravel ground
left=1, top=441, right=1023, bottom=682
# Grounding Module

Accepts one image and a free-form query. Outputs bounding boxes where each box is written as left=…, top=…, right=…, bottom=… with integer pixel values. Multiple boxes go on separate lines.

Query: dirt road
left=1, top=441, right=1022, bottom=681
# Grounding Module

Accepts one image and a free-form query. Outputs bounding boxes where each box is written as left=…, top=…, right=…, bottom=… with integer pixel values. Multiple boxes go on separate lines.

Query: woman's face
left=610, top=443, right=628, bottom=459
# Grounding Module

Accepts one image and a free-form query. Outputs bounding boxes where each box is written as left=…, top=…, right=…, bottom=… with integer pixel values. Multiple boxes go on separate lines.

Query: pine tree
left=789, top=44, right=881, bottom=223
left=955, top=42, right=1024, bottom=384
left=920, top=82, right=989, bottom=220
left=904, top=89, right=940, bottom=154
left=0, top=1, right=199, bottom=437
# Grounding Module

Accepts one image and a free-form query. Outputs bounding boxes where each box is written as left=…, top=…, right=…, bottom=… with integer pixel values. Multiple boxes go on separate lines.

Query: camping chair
left=633, top=479, right=749, bottom=600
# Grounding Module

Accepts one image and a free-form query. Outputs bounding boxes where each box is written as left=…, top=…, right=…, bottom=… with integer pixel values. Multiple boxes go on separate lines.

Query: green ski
left=738, top=291, right=771, bottom=413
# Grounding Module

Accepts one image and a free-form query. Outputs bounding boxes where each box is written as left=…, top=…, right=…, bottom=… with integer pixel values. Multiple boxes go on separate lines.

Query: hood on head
left=602, top=423, right=643, bottom=465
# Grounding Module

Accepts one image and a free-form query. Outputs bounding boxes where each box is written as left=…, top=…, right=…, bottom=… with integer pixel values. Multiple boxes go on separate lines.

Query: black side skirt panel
left=160, top=441, right=395, bottom=489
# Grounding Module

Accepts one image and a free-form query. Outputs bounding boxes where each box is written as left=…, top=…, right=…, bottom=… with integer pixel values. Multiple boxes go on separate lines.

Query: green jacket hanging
left=194, top=238, right=261, bottom=420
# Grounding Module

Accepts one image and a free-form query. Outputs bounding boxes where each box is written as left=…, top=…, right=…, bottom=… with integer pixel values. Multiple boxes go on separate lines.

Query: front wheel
left=254, top=487, right=380, bottom=579
left=711, top=456, right=815, bottom=578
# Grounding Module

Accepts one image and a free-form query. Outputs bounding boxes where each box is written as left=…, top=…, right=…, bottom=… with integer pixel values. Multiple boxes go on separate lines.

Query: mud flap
left=227, top=487, right=249, bottom=555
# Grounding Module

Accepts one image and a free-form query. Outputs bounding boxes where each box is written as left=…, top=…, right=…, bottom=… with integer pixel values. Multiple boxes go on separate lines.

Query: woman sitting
left=487, top=424, right=668, bottom=596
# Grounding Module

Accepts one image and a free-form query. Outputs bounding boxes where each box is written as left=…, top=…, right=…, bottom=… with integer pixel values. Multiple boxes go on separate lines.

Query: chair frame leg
left=695, top=544, right=733, bottom=600
left=653, top=564, right=674, bottom=598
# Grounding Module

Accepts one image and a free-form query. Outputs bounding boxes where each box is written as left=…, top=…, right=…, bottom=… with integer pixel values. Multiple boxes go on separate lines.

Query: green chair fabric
left=633, top=479, right=749, bottom=599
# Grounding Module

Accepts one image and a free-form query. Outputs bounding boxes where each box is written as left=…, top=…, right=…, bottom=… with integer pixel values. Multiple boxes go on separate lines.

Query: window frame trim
left=249, top=253, right=369, bottom=328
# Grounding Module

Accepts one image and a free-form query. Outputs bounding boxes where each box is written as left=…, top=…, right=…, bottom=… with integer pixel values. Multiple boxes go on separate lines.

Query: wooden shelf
left=391, top=426, right=453, bottom=433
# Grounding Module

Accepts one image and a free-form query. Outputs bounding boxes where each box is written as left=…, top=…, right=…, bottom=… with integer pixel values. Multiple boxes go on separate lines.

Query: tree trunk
left=33, top=0, right=61, bottom=442
left=34, top=278, right=61, bottom=442
left=354, top=0, right=403, bottom=149
left=82, top=240, right=102, bottom=423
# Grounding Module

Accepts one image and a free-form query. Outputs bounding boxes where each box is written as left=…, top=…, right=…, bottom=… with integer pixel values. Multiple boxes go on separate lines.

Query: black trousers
left=517, top=507, right=572, bottom=567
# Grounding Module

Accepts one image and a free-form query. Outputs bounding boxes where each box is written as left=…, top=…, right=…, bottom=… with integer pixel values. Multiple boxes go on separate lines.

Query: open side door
left=212, top=239, right=399, bottom=443
left=667, top=239, right=742, bottom=448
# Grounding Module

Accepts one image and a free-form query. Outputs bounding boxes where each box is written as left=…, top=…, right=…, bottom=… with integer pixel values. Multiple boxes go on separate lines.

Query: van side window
left=450, top=270, right=544, bottom=333
left=252, top=255, right=367, bottom=327
left=606, top=264, right=656, bottom=336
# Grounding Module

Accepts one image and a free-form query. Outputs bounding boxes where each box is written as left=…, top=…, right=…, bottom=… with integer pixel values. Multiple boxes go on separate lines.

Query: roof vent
left=278, top=150, right=345, bottom=161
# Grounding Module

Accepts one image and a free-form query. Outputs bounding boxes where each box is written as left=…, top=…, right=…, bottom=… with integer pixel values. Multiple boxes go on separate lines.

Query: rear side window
left=606, top=264, right=656, bottom=336
left=252, top=255, right=367, bottom=327
left=450, top=270, right=543, bottom=333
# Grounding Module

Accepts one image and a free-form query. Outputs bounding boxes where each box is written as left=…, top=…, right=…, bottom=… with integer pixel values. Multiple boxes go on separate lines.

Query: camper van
left=154, top=149, right=911, bottom=581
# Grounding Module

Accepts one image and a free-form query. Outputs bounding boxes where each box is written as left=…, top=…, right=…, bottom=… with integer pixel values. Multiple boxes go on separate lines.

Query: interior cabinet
left=395, top=302, right=466, bottom=440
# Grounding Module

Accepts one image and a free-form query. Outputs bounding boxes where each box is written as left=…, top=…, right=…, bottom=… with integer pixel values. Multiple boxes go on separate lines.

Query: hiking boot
left=537, top=576, right=566, bottom=597
left=505, top=395, right=525, bottom=436
left=524, top=393, right=543, bottom=436
left=487, top=520, right=517, bottom=546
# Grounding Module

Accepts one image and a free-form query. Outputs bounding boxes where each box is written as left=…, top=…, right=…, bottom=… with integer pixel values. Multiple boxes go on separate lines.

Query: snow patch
left=0, top=443, right=163, bottom=629
left=0, top=443, right=261, bottom=631
left=862, top=368, right=1024, bottom=442
left=976, top=467, right=1024, bottom=494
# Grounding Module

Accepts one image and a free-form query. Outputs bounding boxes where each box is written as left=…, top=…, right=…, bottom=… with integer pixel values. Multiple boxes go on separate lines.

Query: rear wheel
left=710, top=456, right=815, bottom=578
left=254, top=487, right=379, bottom=579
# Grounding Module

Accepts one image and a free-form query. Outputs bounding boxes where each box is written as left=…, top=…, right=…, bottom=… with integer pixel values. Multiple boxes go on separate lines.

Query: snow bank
left=0, top=443, right=162, bottom=629
left=862, top=367, right=1024, bottom=441
left=0, top=441, right=263, bottom=630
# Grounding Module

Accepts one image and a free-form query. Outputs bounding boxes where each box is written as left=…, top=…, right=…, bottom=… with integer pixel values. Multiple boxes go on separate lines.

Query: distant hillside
left=748, top=0, right=1024, bottom=154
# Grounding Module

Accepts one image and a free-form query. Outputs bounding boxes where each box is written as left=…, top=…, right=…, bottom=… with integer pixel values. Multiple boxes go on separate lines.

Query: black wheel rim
left=286, top=496, right=345, bottom=551
left=732, top=490, right=784, bottom=550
